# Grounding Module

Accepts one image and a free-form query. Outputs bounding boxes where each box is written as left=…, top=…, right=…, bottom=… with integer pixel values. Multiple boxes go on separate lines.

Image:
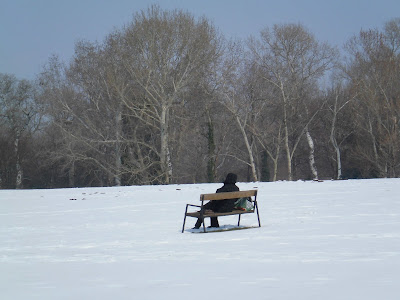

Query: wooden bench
left=182, top=190, right=260, bottom=233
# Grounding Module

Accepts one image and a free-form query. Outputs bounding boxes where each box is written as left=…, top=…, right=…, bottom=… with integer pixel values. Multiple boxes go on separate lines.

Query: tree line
left=1, top=6, right=399, bottom=189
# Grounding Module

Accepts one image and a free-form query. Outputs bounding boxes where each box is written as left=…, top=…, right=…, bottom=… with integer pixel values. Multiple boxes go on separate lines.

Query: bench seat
left=185, top=209, right=255, bottom=218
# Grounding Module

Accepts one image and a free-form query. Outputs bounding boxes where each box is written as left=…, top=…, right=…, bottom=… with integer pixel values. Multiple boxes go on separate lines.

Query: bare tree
left=37, top=56, right=89, bottom=187
left=36, top=7, right=225, bottom=186
left=68, top=39, right=131, bottom=186
left=345, top=19, right=400, bottom=177
left=38, top=53, right=125, bottom=187
left=322, top=77, right=355, bottom=179
left=249, top=23, right=337, bottom=180
left=119, top=5, right=223, bottom=184
left=0, top=74, right=40, bottom=188
left=241, top=62, right=284, bottom=181
left=216, top=42, right=261, bottom=181
left=39, top=40, right=158, bottom=186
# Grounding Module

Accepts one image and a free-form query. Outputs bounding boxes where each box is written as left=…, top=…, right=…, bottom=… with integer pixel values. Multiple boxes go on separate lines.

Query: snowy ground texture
left=1, top=179, right=400, bottom=300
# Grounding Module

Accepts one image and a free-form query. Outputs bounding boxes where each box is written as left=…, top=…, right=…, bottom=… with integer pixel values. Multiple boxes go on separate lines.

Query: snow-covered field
left=1, top=178, right=400, bottom=300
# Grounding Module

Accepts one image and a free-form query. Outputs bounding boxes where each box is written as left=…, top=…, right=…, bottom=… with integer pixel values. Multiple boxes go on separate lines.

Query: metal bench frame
left=182, top=190, right=260, bottom=233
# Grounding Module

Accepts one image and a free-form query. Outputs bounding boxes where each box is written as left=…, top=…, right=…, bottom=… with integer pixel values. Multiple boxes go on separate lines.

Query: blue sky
left=1, top=0, right=399, bottom=80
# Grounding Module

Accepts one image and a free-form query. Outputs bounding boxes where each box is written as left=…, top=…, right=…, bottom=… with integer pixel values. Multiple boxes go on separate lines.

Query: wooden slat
left=186, top=209, right=254, bottom=218
left=200, top=190, right=257, bottom=201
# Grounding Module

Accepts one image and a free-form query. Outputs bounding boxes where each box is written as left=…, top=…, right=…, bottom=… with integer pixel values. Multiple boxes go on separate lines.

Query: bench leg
left=255, top=201, right=261, bottom=227
left=199, top=201, right=207, bottom=233
left=238, top=214, right=241, bottom=226
left=182, top=204, right=189, bottom=233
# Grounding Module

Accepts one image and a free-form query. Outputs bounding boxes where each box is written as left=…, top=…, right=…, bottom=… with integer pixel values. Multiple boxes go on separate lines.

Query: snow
left=1, top=178, right=400, bottom=300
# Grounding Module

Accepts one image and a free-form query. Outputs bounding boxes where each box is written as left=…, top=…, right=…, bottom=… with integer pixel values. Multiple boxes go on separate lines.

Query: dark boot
left=210, top=217, right=219, bottom=228
left=193, top=218, right=202, bottom=229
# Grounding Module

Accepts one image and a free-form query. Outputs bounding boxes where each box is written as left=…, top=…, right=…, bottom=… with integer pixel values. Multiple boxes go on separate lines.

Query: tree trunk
left=114, top=105, right=123, bottom=186
left=160, top=105, right=172, bottom=184
left=330, top=114, right=342, bottom=180
left=283, top=108, right=292, bottom=181
left=206, top=113, right=216, bottom=183
left=68, top=161, right=75, bottom=187
left=272, top=159, right=278, bottom=182
left=368, top=118, right=381, bottom=175
left=260, top=151, right=270, bottom=182
left=305, top=126, right=318, bottom=180
left=14, top=133, right=23, bottom=189
left=331, top=136, right=342, bottom=180
left=236, top=115, right=258, bottom=182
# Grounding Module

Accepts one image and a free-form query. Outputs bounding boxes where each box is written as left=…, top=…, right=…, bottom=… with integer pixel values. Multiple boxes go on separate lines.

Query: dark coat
left=205, top=173, right=239, bottom=213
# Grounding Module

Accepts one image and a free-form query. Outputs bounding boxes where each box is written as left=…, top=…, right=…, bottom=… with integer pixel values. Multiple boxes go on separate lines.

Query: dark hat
left=224, top=173, right=237, bottom=184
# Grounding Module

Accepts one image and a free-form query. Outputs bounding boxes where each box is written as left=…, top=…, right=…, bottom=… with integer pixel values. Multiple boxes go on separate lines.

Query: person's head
left=224, top=173, right=237, bottom=184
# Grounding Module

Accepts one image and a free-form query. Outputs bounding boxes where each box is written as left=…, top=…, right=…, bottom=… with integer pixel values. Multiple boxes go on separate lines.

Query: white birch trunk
left=160, top=105, right=172, bottom=184
left=330, top=119, right=342, bottom=180
left=331, top=137, right=342, bottom=180
left=305, top=126, right=318, bottom=180
left=14, top=134, right=23, bottom=189
left=272, top=158, right=279, bottom=182
left=283, top=109, right=293, bottom=181
left=272, top=140, right=281, bottom=182
left=236, top=115, right=258, bottom=182
left=329, top=92, right=353, bottom=180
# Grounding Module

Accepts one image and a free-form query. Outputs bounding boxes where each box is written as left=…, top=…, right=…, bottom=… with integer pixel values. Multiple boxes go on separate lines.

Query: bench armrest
left=187, top=204, right=201, bottom=208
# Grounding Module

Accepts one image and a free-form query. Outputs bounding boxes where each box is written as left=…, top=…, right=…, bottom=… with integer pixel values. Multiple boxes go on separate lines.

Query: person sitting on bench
left=193, top=173, right=239, bottom=229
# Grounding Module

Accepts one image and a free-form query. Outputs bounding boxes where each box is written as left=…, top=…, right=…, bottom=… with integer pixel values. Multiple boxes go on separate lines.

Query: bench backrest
left=200, top=190, right=257, bottom=201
